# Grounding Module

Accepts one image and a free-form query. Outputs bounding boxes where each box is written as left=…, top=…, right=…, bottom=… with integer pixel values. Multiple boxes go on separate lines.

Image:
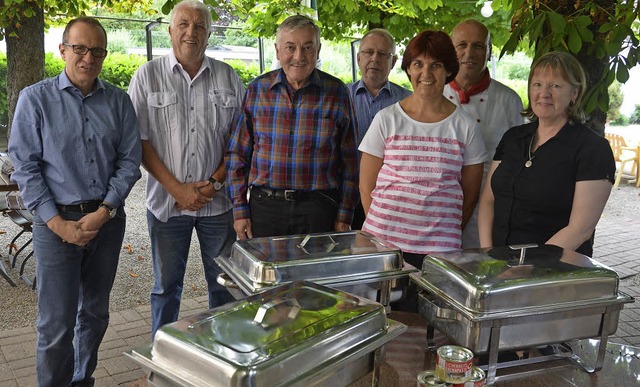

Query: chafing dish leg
left=371, top=345, right=385, bottom=387
left=566, top=309, right=613, bottom=373
left=377, top=281, right=391, bottom=307
left=486, top=322, right=503, bottom=384
left=426, top=324, right=436, bottom=350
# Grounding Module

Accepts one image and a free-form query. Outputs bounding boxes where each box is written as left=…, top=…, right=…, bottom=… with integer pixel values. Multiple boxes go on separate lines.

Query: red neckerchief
left=448, top=70, right=492, bottom=104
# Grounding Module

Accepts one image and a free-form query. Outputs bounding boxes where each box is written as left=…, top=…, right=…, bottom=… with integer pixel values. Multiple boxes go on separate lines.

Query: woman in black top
left=478, top=51, right=615, bottom=256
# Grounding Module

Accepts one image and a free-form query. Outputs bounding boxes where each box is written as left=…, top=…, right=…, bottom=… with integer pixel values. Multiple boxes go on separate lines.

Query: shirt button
left=191, top=153, right=195, bottom=156
left=191, top=129, right=195, bottom=132
left=477, top=119, right=481, bottom=123
left=188, top=175, right=192, bottom=178
left=480, top=98, right=485, bottom=102
left=85, top=118, right=89, bottom=122
left=88, top=138, right=92, bottom=142
left=191, top=106, right=194, bottom=110
left=92, top=180, right=96, bottom=184
left=90, top=159, right=94, bottom=163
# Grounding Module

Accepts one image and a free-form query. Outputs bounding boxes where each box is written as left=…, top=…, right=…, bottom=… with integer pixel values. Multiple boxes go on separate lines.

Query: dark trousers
left=351, top=200, right=366, bottom=230
left=250, top=187, right=340, bottom=238
left=391, top=252, right=426, bottom=313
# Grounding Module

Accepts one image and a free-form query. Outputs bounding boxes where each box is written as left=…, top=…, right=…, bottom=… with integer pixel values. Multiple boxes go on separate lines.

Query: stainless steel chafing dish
left=126, top=281, right=406, bottom=387
left=216, top=231, right=416, bottom=305
left=410, top=244, right=635, bottom=383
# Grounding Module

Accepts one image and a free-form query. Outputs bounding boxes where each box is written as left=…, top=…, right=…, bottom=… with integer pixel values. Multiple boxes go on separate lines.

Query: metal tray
left=216, top=231, right=411, bottom=295
left=415, top=244, right=621, bottom=314
left=130, top=281, right=406, bottom=386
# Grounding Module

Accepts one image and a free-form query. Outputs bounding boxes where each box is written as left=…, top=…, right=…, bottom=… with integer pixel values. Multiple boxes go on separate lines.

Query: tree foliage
left=497, top=0, right=639, bottom=132
left=223, top=0, right=515, bottom=48
left=207, top=0, right=639, bottom=133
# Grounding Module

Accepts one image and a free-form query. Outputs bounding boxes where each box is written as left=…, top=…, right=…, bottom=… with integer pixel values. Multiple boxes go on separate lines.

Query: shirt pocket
left=208, top=89, right=238, bottom=132
left=147, top=92, right=178, bottom=131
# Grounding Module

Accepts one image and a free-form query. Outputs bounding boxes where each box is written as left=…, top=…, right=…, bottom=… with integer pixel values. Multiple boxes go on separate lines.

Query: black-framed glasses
left=359, top=50, right=393, bottom=59
left=62, top=43, right=108, bottom=58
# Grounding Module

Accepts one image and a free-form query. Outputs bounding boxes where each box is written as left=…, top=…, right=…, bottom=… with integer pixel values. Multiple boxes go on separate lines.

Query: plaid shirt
left=226, top=68, right=358, bottom=224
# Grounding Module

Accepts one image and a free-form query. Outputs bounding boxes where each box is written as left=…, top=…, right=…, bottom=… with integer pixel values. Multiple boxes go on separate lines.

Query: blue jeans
left=32, top=210, right=126, bottom=387
left=147, top=209, right=235, bottom=338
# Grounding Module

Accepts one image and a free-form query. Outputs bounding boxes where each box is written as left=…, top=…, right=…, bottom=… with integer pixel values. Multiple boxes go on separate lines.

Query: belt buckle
left=284, top=190, right=296, bottom=201
left=79, top=202, right=90, bottom=213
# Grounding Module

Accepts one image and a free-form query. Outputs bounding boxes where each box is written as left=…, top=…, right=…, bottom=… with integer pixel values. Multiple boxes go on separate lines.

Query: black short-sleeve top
left=490, top=121, right=615, bottom=256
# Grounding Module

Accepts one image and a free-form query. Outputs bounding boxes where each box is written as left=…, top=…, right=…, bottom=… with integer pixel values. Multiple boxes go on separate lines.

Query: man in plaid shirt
left=226, top=15, right=358, bottom=239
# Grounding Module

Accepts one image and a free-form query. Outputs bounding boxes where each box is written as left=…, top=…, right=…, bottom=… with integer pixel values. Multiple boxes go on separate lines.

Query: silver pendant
left=524, top=160, right=533, bottom=168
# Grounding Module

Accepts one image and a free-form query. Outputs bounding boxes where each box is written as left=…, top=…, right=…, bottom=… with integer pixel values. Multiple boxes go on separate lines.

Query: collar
left=58, top=70, right=104, bottom=95
left=448, top=69, right=491, bottom=104
left=270, top=68, right=321, bottom=91
left=168, top=49, right=209, bottom=77
left=354, top=79, right=391, bottom=96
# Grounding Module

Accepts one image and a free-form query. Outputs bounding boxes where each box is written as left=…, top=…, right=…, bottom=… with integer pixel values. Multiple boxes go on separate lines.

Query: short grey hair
left=360, top=28, right=397, bottom=55
left=276, top=15, right=321, bottom=47
left=170, top=0, right=212, bottom=33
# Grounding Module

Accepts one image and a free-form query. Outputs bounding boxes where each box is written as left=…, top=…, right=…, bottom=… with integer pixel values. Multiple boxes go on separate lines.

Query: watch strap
left=100, top=202, right=117, bottom=219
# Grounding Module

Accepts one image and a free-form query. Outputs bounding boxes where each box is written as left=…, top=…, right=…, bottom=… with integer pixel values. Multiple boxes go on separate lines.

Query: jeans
left=147, top=209, right=236, bottom=338
left=32, top=210, right=126, bottom=387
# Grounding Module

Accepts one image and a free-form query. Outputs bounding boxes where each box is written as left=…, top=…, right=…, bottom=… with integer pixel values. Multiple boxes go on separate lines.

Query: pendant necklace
left=525, top=134, right=535, bottom=168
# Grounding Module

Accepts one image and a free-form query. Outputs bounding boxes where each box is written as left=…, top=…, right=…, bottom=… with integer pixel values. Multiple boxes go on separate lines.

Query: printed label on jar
left=417, top=370, right=447, bottom=387
left=435, top=345, right=474, bottom=383
left=451, top=366, right=486, bottom=387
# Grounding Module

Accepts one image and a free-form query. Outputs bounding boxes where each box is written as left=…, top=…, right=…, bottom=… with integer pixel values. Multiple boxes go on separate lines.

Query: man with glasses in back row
left=9, top=17, right=142, bottom=386
left=347, top=29, right=412, bottom=229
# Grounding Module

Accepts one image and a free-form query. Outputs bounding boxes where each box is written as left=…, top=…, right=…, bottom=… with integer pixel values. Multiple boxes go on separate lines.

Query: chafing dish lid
left=234, top=230, right=399, bottom=261
left=224, top=230, right=403, bottom=285
left=415, top=244, right=620, bottom=313
left=151, top=281, right=386, bottom=367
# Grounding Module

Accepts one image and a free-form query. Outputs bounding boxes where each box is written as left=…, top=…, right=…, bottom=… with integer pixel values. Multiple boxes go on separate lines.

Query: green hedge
left=0, top=52, right=261, bottom=127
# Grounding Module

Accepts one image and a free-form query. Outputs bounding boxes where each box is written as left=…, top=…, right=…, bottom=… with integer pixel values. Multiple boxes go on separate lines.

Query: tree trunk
left=577, top=51, right=607, bottom=136
left=5, top=2, right=44, bottom=142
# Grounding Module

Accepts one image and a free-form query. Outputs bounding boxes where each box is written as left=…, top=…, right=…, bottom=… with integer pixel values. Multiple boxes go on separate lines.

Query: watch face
left=213, top=181, right=223, bottom=190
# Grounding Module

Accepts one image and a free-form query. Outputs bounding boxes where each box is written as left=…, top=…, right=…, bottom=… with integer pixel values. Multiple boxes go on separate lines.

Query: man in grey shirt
left=128, top=0, right=245, bottom=337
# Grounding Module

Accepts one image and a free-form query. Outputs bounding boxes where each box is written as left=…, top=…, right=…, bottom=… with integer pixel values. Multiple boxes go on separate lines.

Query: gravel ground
left=1, top=173, right=639, bottom=331
left=0, top=170, right=209, bottom=331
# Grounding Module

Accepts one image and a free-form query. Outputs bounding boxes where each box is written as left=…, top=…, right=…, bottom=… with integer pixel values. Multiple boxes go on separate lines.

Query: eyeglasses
left=62, top=43, right=108, bottom=58
left=359, top=50, right=393, bottom=59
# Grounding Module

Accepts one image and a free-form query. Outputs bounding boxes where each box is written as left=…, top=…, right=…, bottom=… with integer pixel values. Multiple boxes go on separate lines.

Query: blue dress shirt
left=9, top=71, right=142, bottom=222
left=347, top=79, right=412, bottom=144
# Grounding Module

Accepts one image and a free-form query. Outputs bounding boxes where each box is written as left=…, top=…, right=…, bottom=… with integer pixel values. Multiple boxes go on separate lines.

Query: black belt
left=56, top=200, right=102, bottom=214
left=252, top=186, right=338, bottom=202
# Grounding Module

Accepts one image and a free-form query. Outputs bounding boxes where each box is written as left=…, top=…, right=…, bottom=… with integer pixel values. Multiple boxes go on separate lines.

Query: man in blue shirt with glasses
left=9, top=17, right=141, bottom=386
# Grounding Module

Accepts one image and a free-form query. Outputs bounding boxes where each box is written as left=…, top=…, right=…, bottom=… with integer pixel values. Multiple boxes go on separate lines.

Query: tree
left=0, top=0, right=155, bottom=139
left=218, top=0, right=639, bottom=135
left=607, top=82, right=625, bottom=125
left=497, top=0, right=639, bottom=134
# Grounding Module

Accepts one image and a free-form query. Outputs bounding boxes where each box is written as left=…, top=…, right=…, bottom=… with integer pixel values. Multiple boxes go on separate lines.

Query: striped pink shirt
left=358, top=103, right=486, bottom=254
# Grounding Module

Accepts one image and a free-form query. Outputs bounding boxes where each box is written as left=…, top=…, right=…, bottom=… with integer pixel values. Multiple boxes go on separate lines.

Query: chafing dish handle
left=253, top=298, right=301, bottom=328
left=216, top=273, right=240, bottom=289
left=508, top=243, right=538, bottom=265
left=421, top=293, right=461, bottom=321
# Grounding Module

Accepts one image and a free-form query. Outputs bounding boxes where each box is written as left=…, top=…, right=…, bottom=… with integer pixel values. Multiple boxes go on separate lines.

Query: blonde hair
left=523, top=51, right=587, bottom=123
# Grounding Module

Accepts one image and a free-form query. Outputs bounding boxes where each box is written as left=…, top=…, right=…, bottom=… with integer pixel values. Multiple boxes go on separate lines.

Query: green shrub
left=101, top=53, right=147, bottom=90
left=224, top=59, right=260, bottom=88
left=44, top=53, right=65, bottom=77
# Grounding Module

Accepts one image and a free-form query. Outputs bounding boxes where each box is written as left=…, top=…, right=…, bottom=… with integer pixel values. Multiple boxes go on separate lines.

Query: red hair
left=401, top=30, right=459, bottom=84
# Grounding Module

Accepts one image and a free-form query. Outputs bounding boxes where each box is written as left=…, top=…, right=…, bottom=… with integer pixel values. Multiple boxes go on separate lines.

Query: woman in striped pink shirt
left=359, top=30, right=486, bottom=271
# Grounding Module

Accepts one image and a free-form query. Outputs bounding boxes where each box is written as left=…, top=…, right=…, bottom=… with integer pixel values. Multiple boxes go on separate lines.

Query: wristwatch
left=100, top=202, right=117, bottom=219
left=209, top=177, right=225, bottom=191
